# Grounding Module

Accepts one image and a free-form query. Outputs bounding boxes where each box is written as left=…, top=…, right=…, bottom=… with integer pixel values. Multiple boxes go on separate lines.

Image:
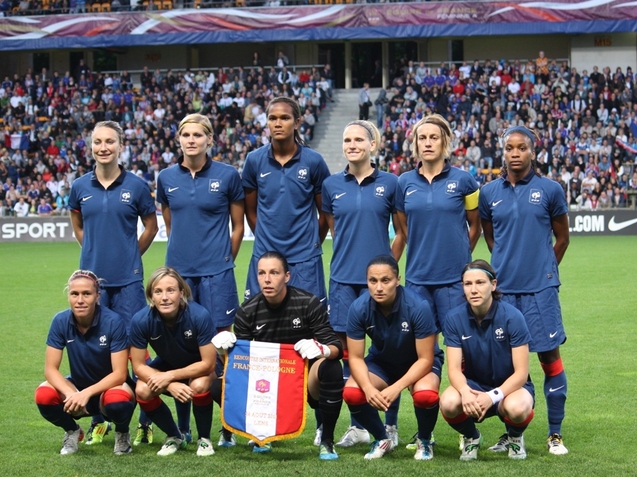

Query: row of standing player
left=36, top=96, right=570, bottom=458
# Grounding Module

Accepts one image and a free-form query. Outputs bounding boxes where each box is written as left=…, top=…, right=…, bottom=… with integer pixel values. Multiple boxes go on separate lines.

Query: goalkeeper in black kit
left=212, top=251, right=343, bottom=460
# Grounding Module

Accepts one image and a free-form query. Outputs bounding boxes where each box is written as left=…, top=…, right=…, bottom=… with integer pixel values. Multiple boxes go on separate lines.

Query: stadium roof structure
left=1, top=0, right=637, bottom=52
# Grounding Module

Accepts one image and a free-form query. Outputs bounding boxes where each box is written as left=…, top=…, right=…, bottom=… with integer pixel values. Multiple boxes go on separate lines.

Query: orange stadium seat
left=100, top=2, right=111, bottom=11
left=89, top=3, right=101, bottom=12
left=161, top=0, right=172, bottom=10
left=234, top=0, right=245, bottom=6
left=193, top=0, right=202, bottom=8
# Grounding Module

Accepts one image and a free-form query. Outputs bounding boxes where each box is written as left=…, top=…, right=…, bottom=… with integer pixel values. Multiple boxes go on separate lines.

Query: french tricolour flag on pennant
left=221, top=339, right=308, bottom=446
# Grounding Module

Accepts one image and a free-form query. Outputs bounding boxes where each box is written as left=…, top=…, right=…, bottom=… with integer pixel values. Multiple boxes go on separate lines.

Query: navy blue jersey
left=129, top=302, right=215, bottom=370
left=68, top=167, right=156, bottom=287
left=46, top=305, right=129, bottom=391
left=156, top=159, right=244, bottom=277
left=242, top=144, right=330, bottom=263
left=443, top=300, right=532, bottom=388
left=479, top=171, right=568, bottom=293
left=322, top=167, right=397, bottom=285
left=396, top=162, right=479, bottom=285
left=347, top=286, right=438, bottom=373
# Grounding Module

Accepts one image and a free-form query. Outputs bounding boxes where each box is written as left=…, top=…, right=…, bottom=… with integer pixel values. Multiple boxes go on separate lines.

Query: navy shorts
left=186, top=268, right=240, bottom=329
left=245, top=254, right=326, bottom=303
left=364, top=351, right=444, bottom=386
left=501, top=287, right=566, bottom=353
left=405, top=281, right=464, bottom=330
left=328, top=280, right=367, bottom=333
left=101, top=282, right=147, bottom=331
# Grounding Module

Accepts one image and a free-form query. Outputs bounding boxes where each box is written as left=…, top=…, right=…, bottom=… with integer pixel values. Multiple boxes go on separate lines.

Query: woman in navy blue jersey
left=440, top=260, right=534, bottom=461
left=479, top=126, right=570, bottom=455
left=68, top=121, right=158, bottom=447
left=393, top=113, right=481, bottom=450
left=156, top=113, right=244, bottom=447
left=34, top=270, right=135, bottom=456
left=322, top=120, right=405, bottom=448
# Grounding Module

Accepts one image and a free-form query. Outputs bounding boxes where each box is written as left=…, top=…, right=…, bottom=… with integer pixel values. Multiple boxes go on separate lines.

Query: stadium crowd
left=1, top=53, right=637, bottom=217
left=372, top=53, right=637, bottom=210
left=0, top=61, right=333, bottom=216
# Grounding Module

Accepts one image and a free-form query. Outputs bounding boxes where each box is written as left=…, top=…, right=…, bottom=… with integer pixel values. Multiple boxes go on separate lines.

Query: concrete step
left=309, top=88, right=383, bottom=174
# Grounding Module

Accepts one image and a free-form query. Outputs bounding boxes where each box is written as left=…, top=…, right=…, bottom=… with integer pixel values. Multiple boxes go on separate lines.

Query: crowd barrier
left=2, top=210, right=637, bottom=243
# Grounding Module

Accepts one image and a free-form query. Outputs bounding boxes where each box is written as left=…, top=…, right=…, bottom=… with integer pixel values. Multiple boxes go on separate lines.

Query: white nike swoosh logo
left=366, top=325, right=375, bottom=330
left=335, top=193, right=346, bottom=199
left=608, top=216, right=637, bottom=232
left=150, top=335, right=162, bottom=340
left=549, top=331, right=558, bottom=338
left=492, top=200, right=503, bottom=207
left=320, top=297, right=327, bottom=303
left=260, top=172, right=272, bottom=178
left=168, top=187, right=179, bottom=192
left=67, top=339, right=75, bottom=343
left=256, top=324, right=266, bottom=330
left=326, top=399, right=341, bottom=404
left=549, top=385, right=565, bottom=393
left=461, top=335, right=472, bottom=340
left=82, top=196, right=93, bottom=202
left=226, top=308, right=235, bottom=315
left=406, top=190, right=417, bottom=196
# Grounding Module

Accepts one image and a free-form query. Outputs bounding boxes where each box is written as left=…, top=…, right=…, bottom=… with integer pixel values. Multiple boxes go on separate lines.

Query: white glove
left=212, top=331, right=236, bottom=355
left=294, top=339, right=331, bottom=360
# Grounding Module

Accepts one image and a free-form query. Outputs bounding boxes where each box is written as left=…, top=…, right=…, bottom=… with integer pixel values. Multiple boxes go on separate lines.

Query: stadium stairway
left=312, top=88, right=382, bottom=174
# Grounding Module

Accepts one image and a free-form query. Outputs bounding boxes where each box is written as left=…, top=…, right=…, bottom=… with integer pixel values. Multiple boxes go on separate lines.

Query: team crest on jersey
left=209, top=179, right=221, bottom=193
left=495, top=327, right=505, bottom=340
left=375, top=185, right=386, bottom=197
left=184, top=329, right=193, bottom=339
left=297, top=168, right=309, bottom=181
left=292, top=317, right=302, bottom=329
left=401, top=321, right=410, bottom=332
left=120, top=189, right=132, bottom=203
left=99, top=335, right=108, bottom=347
left=529, top=188, right=542, bottom=204
left=445, top=181, right=458, bottom=195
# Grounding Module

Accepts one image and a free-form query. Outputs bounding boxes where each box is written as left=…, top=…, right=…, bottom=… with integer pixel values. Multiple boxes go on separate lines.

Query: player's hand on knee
left=167, top=382, right=194, bottom=403
left=212, top=331, right=237, bottom=354
left=294, top=339, right=331, bottom=360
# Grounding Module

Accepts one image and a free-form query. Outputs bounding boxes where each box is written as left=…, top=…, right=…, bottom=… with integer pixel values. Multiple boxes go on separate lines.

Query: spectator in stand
left=358, top=83, right=371, bottom=121
left=13, top=196, right=29, bottom=216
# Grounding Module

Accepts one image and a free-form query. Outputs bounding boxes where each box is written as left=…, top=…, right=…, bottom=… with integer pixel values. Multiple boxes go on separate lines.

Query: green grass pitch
left=0, top=237, right=635, bottom=476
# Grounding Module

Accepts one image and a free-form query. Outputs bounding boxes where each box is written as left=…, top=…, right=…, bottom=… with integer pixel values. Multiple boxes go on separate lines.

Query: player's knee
left=317, top=358, right=343, bottom=383
left=438, top=387, right=462, bottom=416
left=504, top=409, right=534, bottom=427
left=501, top=401, right=531, bottom=423
left=189, top=377, right=212, bottom=395
left=34, top=385, right=62, bottom=406
left=135, top=380, right=153, bottom=400
left=343, top=386, right=366, bottom=406
left=412, top=389, right=439, bottom=409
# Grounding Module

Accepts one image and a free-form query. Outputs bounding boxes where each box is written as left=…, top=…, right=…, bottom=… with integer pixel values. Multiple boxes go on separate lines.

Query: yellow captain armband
left=464, top=189, right=480, bottom=210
